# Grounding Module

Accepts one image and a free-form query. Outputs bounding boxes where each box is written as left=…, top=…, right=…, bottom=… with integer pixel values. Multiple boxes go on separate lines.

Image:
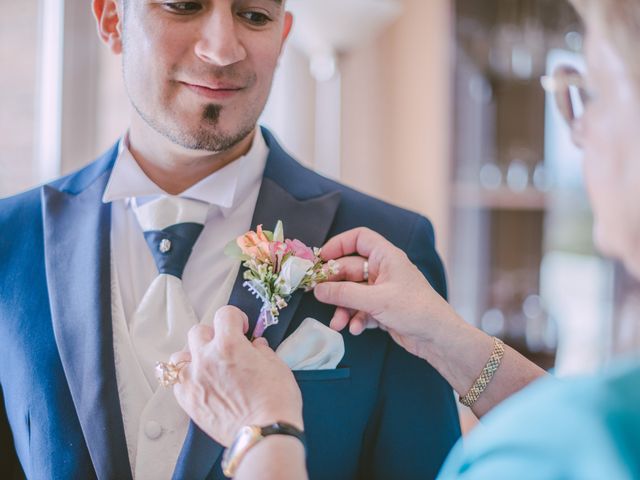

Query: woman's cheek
left=582, top=149, right=618, bottom=255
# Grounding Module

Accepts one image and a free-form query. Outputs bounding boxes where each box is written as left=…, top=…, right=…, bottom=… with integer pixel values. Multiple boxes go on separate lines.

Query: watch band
left=261, top=422, right=306, bottom=448
left=222, top=422, right=305, bottom=478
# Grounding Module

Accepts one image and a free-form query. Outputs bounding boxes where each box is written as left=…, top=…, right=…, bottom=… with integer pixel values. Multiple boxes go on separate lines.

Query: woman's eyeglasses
left=541, top=65, right=593, bottom=128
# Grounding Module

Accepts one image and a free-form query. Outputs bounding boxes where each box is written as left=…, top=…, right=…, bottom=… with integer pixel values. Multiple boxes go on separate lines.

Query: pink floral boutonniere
left=225, top=220, right=339, bottom=338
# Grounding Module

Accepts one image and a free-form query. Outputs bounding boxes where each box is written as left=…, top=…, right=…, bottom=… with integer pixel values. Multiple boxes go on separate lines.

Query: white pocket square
left=275, top=318, right=345, bottom=370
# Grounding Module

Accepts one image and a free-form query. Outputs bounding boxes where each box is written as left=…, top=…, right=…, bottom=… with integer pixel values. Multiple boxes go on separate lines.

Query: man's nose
left=194, top=11, right=247, bottom=67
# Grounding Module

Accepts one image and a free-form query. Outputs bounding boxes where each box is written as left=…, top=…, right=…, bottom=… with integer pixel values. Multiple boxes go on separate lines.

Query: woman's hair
left=571, top=0, right=640, bottom=85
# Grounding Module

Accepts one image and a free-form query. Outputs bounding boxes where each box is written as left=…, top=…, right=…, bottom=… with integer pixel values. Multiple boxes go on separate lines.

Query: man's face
left=118, top=0, right=292, bottom=152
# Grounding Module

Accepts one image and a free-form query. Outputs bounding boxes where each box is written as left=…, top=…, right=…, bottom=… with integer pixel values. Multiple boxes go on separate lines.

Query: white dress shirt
left=102, top=130, right=268, bottom=479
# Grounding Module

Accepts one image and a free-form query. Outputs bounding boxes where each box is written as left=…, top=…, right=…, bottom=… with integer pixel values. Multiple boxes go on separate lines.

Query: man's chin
left=131, top=98, right=255, bottom=153
left=159, top=120, right=255, bottom=153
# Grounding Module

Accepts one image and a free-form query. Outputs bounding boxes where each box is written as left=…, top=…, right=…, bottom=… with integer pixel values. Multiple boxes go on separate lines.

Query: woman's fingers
left=252, top=337, right=269, bottom=348
left=349, top=312, right=365, bottom=336
left=169, top=350, right=192, bottom=365
left=187, top=324, right=214, bottom=352
left=314, top=281, right=371, bottom=312
left=252, top=337, right=281, bottom=362
left=188, top=307, right=249, bottom=359
left=326, top=256, right=370, bottom=283
left=252, top=337, right=275, bottom=356
left=349, top=311, right=379, bottom=336
left=213, top=305, right=249, bottom=339
left=321, top=227, right=389, bottom=261
left=329, top=306, right=352, bottom=331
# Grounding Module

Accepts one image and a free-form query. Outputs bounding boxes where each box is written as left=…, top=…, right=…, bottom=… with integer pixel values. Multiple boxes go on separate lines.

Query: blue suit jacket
left=0, top=128, right=460, bottom=479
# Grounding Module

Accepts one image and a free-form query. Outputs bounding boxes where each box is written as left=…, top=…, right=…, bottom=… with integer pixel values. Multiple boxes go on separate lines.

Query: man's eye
left=162, top=2, right=202, bottom=14
left=239, top=11, right=271, bottom=26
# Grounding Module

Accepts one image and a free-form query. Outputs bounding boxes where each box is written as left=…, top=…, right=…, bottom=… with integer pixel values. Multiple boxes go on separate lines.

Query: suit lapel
left=173, top=135, right=341, bottom=480
left=42, top=161, right=132, bottom=479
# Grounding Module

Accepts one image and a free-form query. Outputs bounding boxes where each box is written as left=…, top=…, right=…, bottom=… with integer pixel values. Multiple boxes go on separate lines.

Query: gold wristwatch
left=221, top=422, right=306, bottom=478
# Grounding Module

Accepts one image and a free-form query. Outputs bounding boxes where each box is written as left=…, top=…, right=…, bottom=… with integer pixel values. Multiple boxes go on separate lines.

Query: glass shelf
left=453, top=184, right=548, bottom=211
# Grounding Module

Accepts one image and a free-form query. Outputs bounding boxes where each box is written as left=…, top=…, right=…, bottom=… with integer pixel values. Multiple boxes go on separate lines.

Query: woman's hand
left=314, top=227, right=464, bottom=361
left=172, top=306, right=303, bottom=447
left=314, top=227, right=546, bottom=418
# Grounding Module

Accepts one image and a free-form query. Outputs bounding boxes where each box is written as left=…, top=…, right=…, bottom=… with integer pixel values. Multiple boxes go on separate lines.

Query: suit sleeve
left=357, top=216, right=461, bottom=479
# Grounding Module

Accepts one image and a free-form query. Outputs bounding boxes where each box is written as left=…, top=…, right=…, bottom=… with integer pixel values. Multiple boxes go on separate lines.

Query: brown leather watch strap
left=260, top=422, right=306, bottom=450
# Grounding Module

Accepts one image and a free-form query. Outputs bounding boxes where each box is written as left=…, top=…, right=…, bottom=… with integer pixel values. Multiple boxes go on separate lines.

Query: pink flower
left=269, top=241, right=288, bottom=270
left=237, top=225, right=271, bottom=262
left=285, top=239, right=315, bottom=261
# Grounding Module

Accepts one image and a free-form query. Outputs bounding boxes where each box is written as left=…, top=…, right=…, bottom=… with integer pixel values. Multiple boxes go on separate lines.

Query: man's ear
left=93, top=0, right=123, bottom=54
left=279, top=12, right=294, bottom=53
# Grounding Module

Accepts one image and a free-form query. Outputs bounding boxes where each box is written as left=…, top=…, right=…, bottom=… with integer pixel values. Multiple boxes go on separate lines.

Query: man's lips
left=180, top=81, right=245, bottom=100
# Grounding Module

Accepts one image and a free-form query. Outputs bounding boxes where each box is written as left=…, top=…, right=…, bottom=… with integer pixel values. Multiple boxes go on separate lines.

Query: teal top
left=438, top=361, right=640, bottom=479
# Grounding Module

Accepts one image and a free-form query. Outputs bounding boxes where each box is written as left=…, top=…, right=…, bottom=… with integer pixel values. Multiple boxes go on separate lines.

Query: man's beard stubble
left=130, top=99, right=255, bottom=153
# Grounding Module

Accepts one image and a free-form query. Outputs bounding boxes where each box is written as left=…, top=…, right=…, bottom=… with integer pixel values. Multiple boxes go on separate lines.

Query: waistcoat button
left=144, top=420, right=163, bottom=440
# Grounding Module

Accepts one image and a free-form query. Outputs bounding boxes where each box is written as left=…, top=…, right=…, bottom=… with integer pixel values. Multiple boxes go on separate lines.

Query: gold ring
left=363, top=261, right=369, bottom=282
left=155, top=360, right=190, bottom=388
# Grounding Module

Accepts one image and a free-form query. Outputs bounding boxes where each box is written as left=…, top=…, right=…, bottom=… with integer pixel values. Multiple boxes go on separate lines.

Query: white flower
left=276, top=256, right=314, bottom=295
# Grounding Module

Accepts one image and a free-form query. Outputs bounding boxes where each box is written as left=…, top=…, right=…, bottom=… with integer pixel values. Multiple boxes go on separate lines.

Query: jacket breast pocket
left=293, top=366, right=351, bottom=382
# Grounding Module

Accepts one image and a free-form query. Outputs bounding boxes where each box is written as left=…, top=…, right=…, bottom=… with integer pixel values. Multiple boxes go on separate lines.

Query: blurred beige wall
left=342, top=0, right=454, bottom=258
left=95, top=41, right=130, bottom=154
left=0, top=0, right=39, bottom=194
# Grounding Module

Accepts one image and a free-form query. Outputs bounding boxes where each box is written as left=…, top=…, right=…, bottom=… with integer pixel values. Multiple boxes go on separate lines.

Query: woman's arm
left=314, top=227, right=546, bottom=418
left=235, top=435, right=307, bottom=480
left=421, top=316, right=546, bottom=417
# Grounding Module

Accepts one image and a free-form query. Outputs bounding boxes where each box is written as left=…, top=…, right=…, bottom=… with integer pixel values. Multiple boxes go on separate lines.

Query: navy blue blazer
left=0, top=128, right=460, bottom=479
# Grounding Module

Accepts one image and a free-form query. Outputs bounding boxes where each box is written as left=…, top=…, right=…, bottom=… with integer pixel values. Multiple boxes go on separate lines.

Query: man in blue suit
left=0, top=0, right=460, bottom=478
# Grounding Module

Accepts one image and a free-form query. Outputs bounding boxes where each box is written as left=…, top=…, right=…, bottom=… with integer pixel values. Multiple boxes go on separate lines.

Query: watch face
left=232, top=426, right=256, bottom=453
left=222, top=426, right=262, bottom=477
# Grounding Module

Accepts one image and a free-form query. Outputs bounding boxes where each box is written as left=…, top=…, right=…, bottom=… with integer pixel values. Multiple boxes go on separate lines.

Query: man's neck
left=127, top=118, right=255, bottom=196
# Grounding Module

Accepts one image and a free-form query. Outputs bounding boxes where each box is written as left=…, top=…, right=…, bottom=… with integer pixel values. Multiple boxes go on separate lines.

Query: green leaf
left=224, top=240, right=250, bottom=261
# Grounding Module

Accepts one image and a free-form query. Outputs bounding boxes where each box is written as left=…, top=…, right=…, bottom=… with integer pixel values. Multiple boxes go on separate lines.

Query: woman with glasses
left=170, top=0, right=640, bottom=478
